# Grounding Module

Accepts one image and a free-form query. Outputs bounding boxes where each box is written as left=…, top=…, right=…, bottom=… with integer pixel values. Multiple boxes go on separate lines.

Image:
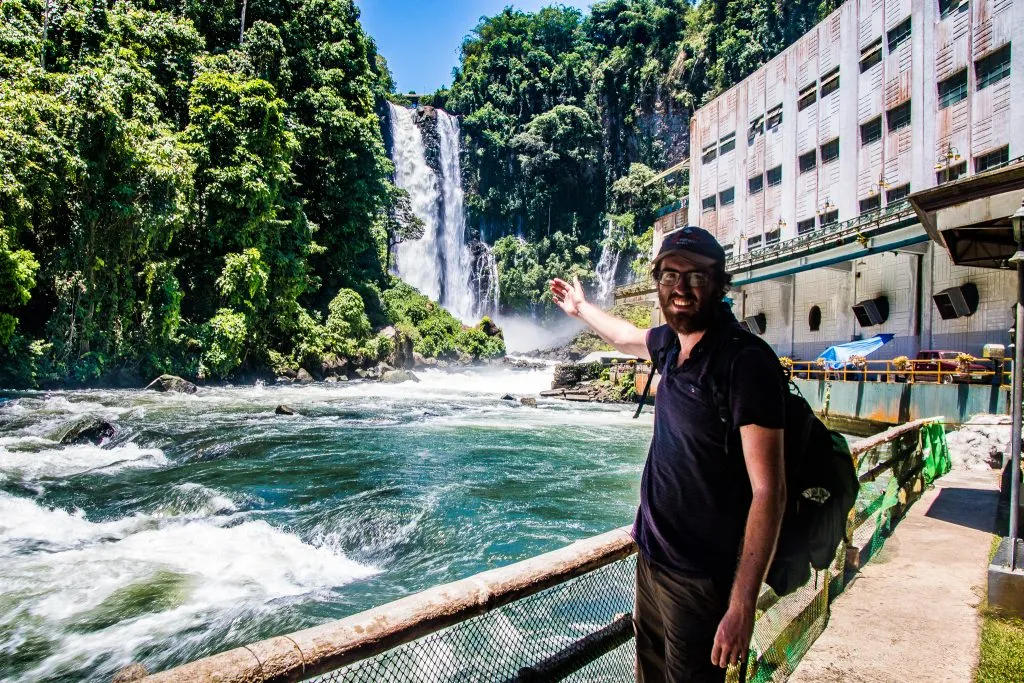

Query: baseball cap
left=652, top=226, right=726, bottom=269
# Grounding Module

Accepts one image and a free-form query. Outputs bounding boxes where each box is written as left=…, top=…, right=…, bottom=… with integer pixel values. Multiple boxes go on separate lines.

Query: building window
left=976, top=44, right=1011, bottom=90
left=887, top=101, right=911, bottom=132
left=860, top=117, right=882, bottom=145
left=820, top=210, right=839, bottom=227
left=820, top=139, right=840, bottom=163
left=719, top=187, right=735, bottom=206
left=820, top=69, right=840, bottom=98
left=886, top=184, right=910, bottom=202
left=747, top=234, right=763, bottom=250
left=748, top=174, right=764, bottom=194
left=748, top=116, right=764, bottom=144
left=809, top=305, right=822, bottom=331
left=939, top=0, right=967, bottom=19
left=766, top=165, right=783, bottom=187
left=764, top=229, right=781, bottom=246
left=798, top=84, right=817, bottom=111
left=719, top=133, right=736, bottom=155
left=936, top=160, right=967, bottom=184
left=701, top=143, right=717, bottom=164
left=860, top=195, right=881, bottom=213
left=976, top=146, right=1010, bottom=173
left=766, top=106, right=783, bottom=130
left=887, top=17, right=912, bottom=53
left=723, top=244, right=734, bottom=260
left=938, top=70, right=968, bottom=109
left=701, top=195, right=716, bottom=212
left=797, top=218, right=817, bottom=235
left=860, top=38, right=883, bottom=72
left=799, top=150, right=817, bottom=173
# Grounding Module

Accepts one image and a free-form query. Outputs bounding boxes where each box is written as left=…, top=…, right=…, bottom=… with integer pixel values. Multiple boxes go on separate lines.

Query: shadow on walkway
left=924, top=486, right=1000, bottom=534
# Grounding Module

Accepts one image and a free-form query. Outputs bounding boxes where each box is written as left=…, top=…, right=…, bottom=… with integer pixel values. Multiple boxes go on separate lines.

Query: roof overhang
left=908, top=160, right=1024, bottom=270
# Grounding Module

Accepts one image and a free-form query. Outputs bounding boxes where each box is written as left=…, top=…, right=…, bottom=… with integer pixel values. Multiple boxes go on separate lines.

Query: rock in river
left=144, top=374, right=197, bottom=394
left=381, top=369, right=420, bottom=384
left=275, top=405, right=296, bottom=415
left=59, top=418, right=118, bottom=445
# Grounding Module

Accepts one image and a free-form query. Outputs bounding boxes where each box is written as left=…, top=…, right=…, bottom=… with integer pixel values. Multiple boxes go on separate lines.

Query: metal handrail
left=785, top=357, right=1012, bottom=384
left=728, top=199, right=916, bottom=272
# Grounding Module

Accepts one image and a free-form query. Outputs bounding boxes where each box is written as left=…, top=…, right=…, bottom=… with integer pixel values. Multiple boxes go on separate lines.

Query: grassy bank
left=975, top=538, right=1024, bottom=683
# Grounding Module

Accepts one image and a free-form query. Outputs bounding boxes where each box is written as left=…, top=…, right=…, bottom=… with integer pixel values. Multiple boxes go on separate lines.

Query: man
left=550, top=226, right=786, bottom=682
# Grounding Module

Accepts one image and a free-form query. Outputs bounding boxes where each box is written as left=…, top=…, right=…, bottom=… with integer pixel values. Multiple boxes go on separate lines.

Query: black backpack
left=634, top=328, right=859, bottom=597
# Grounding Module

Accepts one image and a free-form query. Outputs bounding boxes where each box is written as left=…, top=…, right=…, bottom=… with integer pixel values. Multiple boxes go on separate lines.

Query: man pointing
left=550, top=226, right=786, bottom=682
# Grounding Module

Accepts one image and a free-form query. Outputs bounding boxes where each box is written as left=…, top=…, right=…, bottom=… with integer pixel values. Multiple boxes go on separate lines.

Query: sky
left=355, top=0, right=594, bottom=94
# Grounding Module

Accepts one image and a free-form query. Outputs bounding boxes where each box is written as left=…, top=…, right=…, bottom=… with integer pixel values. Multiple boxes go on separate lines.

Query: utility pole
left=1008, top=199, right=1024, bottom=569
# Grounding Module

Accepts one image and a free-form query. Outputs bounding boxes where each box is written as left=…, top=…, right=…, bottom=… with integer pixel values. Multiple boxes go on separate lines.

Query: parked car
left=909, top=350, right=989, bottom=384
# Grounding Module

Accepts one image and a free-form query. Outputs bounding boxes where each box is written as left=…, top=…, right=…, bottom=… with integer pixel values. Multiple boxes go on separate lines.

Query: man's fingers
left=710, top=637, right=723, bottom=668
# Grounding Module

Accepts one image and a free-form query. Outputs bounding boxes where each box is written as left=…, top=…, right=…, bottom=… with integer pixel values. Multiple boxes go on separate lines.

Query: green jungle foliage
left=0, top=0, right=834, bottom=386
left=447, top=0, right=840, bottom=309
left=0, top=0, right=490, bottom=387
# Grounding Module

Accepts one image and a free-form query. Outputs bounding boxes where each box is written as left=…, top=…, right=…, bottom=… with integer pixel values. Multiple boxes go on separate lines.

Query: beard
left=659, top=289, right=716, bottom=334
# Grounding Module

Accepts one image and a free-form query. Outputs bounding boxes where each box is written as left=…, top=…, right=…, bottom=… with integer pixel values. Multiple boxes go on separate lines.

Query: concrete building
left=682, top=0, right=1023, bottom=359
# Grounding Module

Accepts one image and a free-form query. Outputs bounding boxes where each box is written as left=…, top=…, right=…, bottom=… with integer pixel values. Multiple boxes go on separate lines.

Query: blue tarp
left=817, top=334, right=895, bottom=369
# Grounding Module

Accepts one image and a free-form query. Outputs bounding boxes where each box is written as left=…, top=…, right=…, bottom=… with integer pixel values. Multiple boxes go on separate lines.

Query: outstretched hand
left=550, top=276, right=586, bottom=318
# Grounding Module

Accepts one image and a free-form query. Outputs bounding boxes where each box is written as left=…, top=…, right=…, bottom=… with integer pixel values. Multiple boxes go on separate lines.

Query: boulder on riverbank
left=59, top=418, right=117, bottom=445
left=552, top=362, right=604, bottom=389
left=947, top=414, right=1011, bottom=470
left=381, top=369, right=420, bottom=384
left=145, top=374, right=197, bottom=394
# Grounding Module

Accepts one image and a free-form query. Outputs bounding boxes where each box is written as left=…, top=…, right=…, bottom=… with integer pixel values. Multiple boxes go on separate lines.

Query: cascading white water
left=388, top=103, right=443, bottom=303
left=471, top=243, right=500, bottom=318
left=594, top=219, right=621, bottom=306
left=436, top=112, right=476, bottom=321
left=388, top=103, right=493, bottom=322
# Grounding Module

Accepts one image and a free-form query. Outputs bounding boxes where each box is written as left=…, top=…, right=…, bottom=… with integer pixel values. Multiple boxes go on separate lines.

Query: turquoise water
left=0, top=368, right=653, bottom=681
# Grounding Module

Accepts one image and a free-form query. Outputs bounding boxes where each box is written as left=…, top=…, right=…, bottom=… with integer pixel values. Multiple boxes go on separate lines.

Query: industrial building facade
left=684, top=0, right=1022, bottom=359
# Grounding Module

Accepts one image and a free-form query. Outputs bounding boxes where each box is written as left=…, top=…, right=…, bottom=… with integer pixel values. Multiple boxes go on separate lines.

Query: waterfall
left=388, top=103, right=493, bottom=322
left=388, top=103, right=443, bottom=303
left=594, top=220, right=621, bottom=306
left=469, top=241, right=500, bottom=318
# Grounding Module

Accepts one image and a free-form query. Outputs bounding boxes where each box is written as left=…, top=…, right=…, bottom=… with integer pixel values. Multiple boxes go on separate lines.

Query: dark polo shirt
left=632, top=306, right=786, bottom=580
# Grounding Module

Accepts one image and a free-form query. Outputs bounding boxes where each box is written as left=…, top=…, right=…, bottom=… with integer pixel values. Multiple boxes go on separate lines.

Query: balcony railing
left=138, top=420, right=949, bottom=683
left=728, top=199, right=916, bottom=272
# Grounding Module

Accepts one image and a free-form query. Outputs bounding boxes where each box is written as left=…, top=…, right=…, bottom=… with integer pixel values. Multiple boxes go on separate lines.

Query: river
left=0, top=368, right=653, bottom=681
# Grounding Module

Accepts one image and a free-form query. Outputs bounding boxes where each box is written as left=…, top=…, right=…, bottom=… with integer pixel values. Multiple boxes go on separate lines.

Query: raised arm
left=550, top=276, right=651, bottom=360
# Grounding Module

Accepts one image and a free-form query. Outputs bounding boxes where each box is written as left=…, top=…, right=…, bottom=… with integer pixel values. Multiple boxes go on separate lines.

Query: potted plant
left=892, top=355, right=912, bottom=382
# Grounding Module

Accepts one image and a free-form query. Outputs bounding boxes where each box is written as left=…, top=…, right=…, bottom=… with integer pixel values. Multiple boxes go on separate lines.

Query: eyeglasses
left=653, top=270, right=711, bottom=288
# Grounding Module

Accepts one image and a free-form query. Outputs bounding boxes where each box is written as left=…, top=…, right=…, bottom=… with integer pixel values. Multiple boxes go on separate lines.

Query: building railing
left=138, top=420, right=947, bottom=683
left=786, top=358, right=1012, bottom=385
left=727, top=199, right=916, bottom=272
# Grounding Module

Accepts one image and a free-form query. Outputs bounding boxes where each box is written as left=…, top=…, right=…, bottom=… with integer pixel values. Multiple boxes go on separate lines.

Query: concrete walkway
left=790, top=468, right=1000, bottom=683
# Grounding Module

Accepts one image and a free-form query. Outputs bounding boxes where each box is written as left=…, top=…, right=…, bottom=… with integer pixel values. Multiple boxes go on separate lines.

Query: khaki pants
left=633, top=552, right=730, bottom=683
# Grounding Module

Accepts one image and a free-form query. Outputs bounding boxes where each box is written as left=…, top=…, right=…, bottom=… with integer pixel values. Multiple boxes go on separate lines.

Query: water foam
left=0, top=491, right=377, bottom=680
left=0, top=438, right=166, bottom=482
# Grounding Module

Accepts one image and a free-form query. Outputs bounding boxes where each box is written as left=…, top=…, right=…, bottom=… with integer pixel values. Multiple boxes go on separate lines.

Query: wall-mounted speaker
left=932, top=283, right=979, bottom=320
left=852, top=296, right=889, bottom=327
left=743, top=313, right=767, bottom=335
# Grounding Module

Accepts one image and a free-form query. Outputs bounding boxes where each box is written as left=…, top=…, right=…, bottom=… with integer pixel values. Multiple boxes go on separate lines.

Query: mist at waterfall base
left=0, top=370, right=651, bottom=681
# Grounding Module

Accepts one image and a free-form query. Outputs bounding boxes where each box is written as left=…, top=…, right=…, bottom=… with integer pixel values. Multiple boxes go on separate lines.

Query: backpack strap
left=705, top=329, right=780, bottom=450
left=633, top=327, right=679, bottom=419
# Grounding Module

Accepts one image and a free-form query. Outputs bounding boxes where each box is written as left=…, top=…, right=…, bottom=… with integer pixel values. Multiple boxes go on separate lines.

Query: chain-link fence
left=308, top=556, right=637, bottom=683
left=141, top=418, right=944, bottom=683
